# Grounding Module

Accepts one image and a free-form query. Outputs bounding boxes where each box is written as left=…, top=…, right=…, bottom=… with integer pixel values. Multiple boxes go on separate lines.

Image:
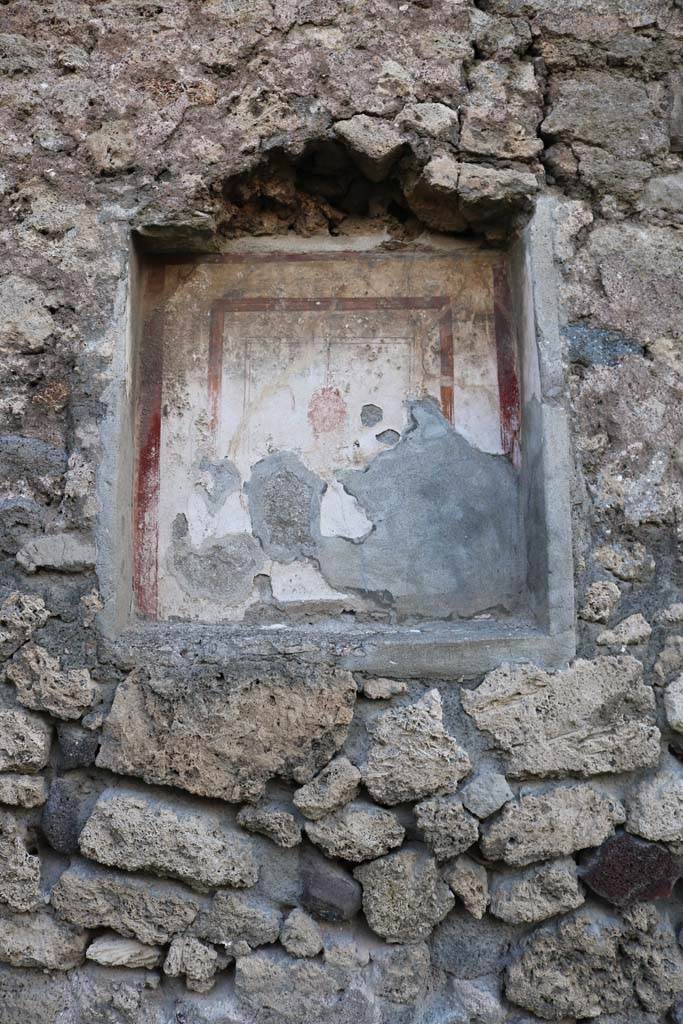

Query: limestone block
left=6, top=643, right=95, bottom=719
left=542, top=72, right=668, bottom=159
left=489, top=858, right=584, bottom=925
left=0, top=810, right=41, bottom=911
left=334, top=114, right=405, bottom=182
left=627, top=768, right=683, bottom=842
left=293, top=756, right=361, bottom=820
left=597, top=614, right=652, bottom=646
left=96, top=663, right=356, bottom=802
left=462, top=656, right=659, bottom=778
left=366, top=690, right=471, bottom=806
left=16, top=532, right=96, bottom=574
left=86, top=932, right=162, bottom=968
left=460, top=61, right=543, bottom=160
left=0, top=591, right=49, bottom=659
left=193, top=890, right=282, bottom=949
left=415, top=795, right=479, bottom=861
left=595, top=541, right=655, bottom=581
left=361, top=677, right=408, bottom=700
left=280, top=909, right=323, bottom=958
left=86, top=119, right=136, bottom=173
left=304, top=801, right=404, bottom=863
left=354, top=845, right=454, bottom=943
left=51, top=860, right=201, bottom=945
left=0, top=706, right=51, bottom=772
left=79, top=787, right=258, bottom=891
left=237, top=802, right=302, bottom=847
left=163, top=935, right=219, bottom=993
left=0, top=773, right=47, bottom=807
left=0, top=906, right=87, bottom=970
left=655, top=635, right=683, bottom=682
left=300, top=848, right=362, bottom=922
left=480, top=785, right=625, bottom=866
left=0, top=277, right=54, bottom=355
left=373, top=941, right=431, bottom=1004
left=459, top=771, right=514, bottom=820
left=442, top=855, right=489, bottom=920
left=579, top=581, right=621, bottom=623
left=397, top=102, right=459, bottom=143
left=456, top=163, right=539, bottom=223
left=506, top=905, right=683, bottom=1019
left=665, top=675, right=683, bottom=731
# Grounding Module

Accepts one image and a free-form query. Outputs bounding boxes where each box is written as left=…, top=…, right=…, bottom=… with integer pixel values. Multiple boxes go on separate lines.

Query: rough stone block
left=0, top=772, right=47, bottom=807
left=580, top=832, right=679, bottom=906
left=443, top=855, right=489, bottom=920
left=79, top=786, right=258, bottom=891
left=366, top=690, right=471, bottom=806
left=55, top=722, right=100, bottom=769
left=6, top=643, right=95, bottom=720
left=626, top=767, right=683, bottom=843
left=300, top=848, right=362, bottom=922
left=0, top=705, right=51, bottom=773
left=489, top=857, right=584, bottom=925
left=304, top=801, right=404, bottom=863
left=16, top=532, right=96, bottom=574
left=462, top=656, right=659, bottom=778
left=96, top=663, right=356, bottom=802
left=0, top=907, right=88, bottom=971
left=280, top=909, right=323, bottom=958
left=0, top=810, right=42, bottom=911
left=334, top=115, right=405, bottom=182
left=0, top=591, right=49, bottom=659
left=354, top=845, right=454, bottom=943
left=85, top=932, right=162, bottom=968
left=414, top=795, right=479, bottom=861
left=293, top=756, right=361, bottom=820
left=163, top=934, right=220, bottom=993
left=237, top=802, right=302, bottom=848
left=459, top=771, right=513, bottom=820
left=480, top=785, right=625, bottom=865
left=193, top=889, right=282, bottom=950
left=51, top=860, right=201, bottom=945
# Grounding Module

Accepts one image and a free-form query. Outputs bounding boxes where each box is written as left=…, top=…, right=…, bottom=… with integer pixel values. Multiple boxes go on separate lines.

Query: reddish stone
left=579, top=831, right=679, bottom=907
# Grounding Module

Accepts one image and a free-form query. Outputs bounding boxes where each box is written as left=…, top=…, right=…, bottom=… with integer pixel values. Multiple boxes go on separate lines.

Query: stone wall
left=0, top=2, right=682, bottom=1022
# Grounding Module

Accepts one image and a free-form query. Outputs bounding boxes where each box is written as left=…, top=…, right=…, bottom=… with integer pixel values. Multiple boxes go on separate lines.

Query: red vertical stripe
left=493, top=265, right=521, bottom=461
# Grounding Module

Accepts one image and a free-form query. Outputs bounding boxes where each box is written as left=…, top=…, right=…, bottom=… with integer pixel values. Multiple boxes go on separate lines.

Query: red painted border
left=133, top=266, right=165, bottom=619
left=492, top=264, right=521, bottom=462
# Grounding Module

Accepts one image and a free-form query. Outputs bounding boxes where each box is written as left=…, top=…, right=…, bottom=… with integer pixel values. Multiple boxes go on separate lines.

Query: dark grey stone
left=300, top=847, right=362, bottom=922
left=430, top=906, right=518, bottom=980
left=247, top=451, right=324, bottom=564
left=41, top=774, right=103, bottom=854
left=563, top=324, right=643, bottom=367
left=56, top=723, right=100, bottom=770
left=360, top=404, right=383, bottom=428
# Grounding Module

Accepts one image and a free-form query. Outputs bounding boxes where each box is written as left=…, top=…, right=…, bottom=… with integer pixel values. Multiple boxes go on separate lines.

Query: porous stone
left=354, top=845, right=455, bottom=943
left=79, top=787, right=258, bottom=891
left=40, top=773, right=100, bottom=855
left=96, top=663, right=356, bottom=802
left=300, top=848, right=362, bottom=922
left=665, top=675, right=683, bottom=732
left=594, top=541, right=654, bottom=581
left=16, top=532, right=96, bottom=574
left=51, top=860, right=201, bottom=945
left=0, top=706, right=51, bottom=772
left=0, top=773, right=47, bottom=807
left=163, top=935, right=219, bottom=994
left=579, top=832, right=679, bottom=906
left=237, top=802, right=302, bottom=848
left=373, top=941, right=431, bottom=1004
left=655, top=635, right=683, bottom=682
left=55, top=722, right=99, bottom=769
left=280, top=908, right=324, bottom=958
left=193, top=890, right=282, bottom=949
left=480, top=785, right=625, bottom=866
left=489, top=858, right=584, bottom=925
left=459, top=771, right=514, bottom=820
left=0, top=964, right=71, bottom=1024
left=304, top=801, right=405, bottom=863
left=443, top=855, right=489, bottom=920
left=415, top=795, right=479, bottom=861
left=85, top=933, right=162, bottom=969
left=0, top=277, right=54, bottom=355
left=398, top=102, right=459, bottom=143
left=334, top=115, right=405, bottom=182
left=86, top=119, right=136, bottom=173
left=579, top=581, right=621, bottom=623
left=235, top=947, right=373, bottom=1024
left=627, top=768, right=683, bottom=842
left=366, top=689, right=471, bottom=806
left=5, top=643, right=95, bottom=720
left=361, top=677, right=408, bottom=700
left=506, top=905, right=683, bottom=1020
left=0, top=591, right=49, bottom=659
left=460, top=60, right=542, bottom=160
left=0, top=907, right=87, bottom=970
left=293, top=756, right=361, bottom=820
left=597, top=613, right=652, bottom=646
left=0, top=811, right=41, bottom=912
left=462, top=657, right=659, bottom=778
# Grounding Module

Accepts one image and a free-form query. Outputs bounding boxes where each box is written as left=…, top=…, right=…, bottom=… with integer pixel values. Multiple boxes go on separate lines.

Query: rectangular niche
left=107, top=205, right=574, bottom=677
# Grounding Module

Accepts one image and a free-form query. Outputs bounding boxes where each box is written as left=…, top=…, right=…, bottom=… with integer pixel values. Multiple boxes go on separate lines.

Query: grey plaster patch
left=171, top=515, right=264, bottom=605
left=360, top=404, right=383, bottom=428
left=246, top=452, right=324, bottom=564
left=318, top=399, right=524, bottom=620
left=196, top=457, right=240, bottom=510
left=375, top=429, right=400, bottom=446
